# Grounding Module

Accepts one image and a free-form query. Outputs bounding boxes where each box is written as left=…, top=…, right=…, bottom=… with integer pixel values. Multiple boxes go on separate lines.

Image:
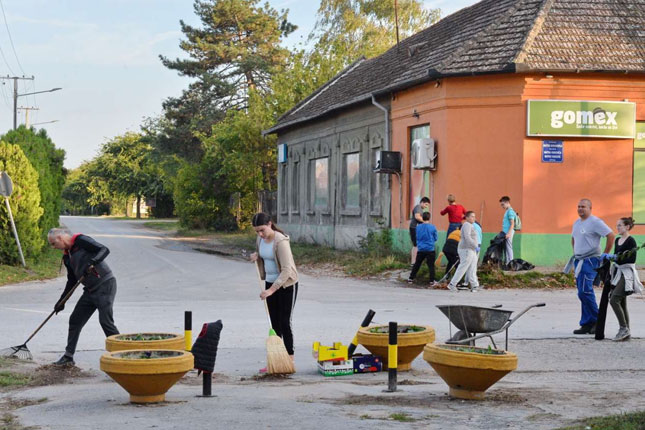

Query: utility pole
left=394, top=0, right=400, bottom=51
left=17, top=106, right=39, bottom=128
left=0, top=76, right=34, bottom=130
left=0, top=76, right=61, bottom=130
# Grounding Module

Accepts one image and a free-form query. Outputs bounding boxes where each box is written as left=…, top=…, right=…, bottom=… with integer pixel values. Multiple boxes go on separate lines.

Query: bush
left=173, top=158, right=237, bottom=230
left=0, top=142, right=44, bottom=264
left=357, top=223, right=396, bottom=258
left=2, top=127, right=65, bottom=237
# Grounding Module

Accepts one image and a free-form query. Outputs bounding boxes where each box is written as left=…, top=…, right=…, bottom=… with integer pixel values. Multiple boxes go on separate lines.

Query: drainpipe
left=371, top=94, right=402, bottom=230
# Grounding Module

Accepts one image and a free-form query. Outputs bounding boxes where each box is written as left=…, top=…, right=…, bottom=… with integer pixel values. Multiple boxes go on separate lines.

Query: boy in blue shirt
left=408, top=212, right=439, bottom=285
left=500, top=196, right=516, bottom=264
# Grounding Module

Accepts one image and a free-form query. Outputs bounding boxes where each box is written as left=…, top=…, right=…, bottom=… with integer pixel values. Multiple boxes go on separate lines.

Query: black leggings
left=266, top=282, right=298, bottom=355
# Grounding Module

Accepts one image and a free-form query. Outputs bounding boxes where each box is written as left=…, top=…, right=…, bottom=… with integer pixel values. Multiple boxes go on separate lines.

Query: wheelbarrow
left=436, top=303, right=546, bottom=350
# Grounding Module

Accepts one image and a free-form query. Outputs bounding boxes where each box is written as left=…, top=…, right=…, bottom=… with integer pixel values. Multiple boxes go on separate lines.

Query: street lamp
left=13, top=87, right=62, bottom=130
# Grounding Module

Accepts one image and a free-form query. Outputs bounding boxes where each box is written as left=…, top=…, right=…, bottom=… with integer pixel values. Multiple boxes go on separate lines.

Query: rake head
left=0, top=344, right=33, bottom=360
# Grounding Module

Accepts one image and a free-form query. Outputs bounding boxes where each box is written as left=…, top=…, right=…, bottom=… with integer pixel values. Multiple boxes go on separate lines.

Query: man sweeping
left=48, top=228, right=119, bottom=366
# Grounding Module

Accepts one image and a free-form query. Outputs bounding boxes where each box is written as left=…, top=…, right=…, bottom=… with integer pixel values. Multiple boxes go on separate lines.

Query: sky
left=0, top=0, right=479, bottom=169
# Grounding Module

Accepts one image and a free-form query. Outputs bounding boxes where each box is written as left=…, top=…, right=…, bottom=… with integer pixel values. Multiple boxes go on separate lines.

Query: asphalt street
left=1, top=216, right=644, bottom=429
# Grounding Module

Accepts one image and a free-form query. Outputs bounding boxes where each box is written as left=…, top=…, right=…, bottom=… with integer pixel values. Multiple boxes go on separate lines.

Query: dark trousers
left=410, top=251, right=436, bottom=281
left=445, top=250, right=459, bottom=275
left=266, top=282, right=298, bottom=355
left=65, top=278, right=119, bottom=357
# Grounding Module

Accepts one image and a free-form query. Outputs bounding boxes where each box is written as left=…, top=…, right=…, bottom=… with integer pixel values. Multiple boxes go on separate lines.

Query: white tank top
left=259, top=239, right=279, bottom=283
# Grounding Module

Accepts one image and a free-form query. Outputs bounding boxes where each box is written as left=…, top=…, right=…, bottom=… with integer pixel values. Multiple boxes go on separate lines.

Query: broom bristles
left=266, top=335, right=295, bottom=374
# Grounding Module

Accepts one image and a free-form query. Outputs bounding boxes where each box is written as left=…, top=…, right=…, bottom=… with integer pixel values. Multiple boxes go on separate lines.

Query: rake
left=1, top=276, right=84, bottom=360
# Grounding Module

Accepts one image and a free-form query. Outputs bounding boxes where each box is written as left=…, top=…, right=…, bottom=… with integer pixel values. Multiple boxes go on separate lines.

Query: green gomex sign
left=527, top=100, right=636, bottom=138
left=635, top=121, right=645, bottom=149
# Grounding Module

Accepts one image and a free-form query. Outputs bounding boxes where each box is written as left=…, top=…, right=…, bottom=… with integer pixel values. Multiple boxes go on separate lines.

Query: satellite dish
left=0, top=171, right=13, bottom=197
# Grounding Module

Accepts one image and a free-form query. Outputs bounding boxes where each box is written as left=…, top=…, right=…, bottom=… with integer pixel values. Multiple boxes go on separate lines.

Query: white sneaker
left=613, top=327, right=630, bottom=341
left=447, top=284, right=458, bottom=292
left=470, top=287, right=479, bottom=292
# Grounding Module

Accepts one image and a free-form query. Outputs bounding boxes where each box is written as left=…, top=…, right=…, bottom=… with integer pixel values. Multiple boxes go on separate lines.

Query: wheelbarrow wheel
left=449, top=330, right=470, bottom=342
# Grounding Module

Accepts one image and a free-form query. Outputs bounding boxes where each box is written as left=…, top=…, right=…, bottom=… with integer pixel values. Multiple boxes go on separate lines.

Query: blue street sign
left=542, top=140, right=563, bottom=163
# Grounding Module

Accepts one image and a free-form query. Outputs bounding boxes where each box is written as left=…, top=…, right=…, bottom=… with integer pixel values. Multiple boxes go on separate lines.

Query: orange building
left=266, top=0, right=645, bottom=265
left=391, top=74, right=645, bottom=265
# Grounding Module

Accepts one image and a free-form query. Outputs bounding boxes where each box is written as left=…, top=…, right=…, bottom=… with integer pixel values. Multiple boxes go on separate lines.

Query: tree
left=160, top=0, right=296, bottom=111
left=0, top=142, right=44, bottom=264
left=1, top=126, right=66, bottom=238
left=201, top=90, right=277, bottom=227
left=311, top=0, right=440, bottom=72
left=91, top=133, right=165, bottom=218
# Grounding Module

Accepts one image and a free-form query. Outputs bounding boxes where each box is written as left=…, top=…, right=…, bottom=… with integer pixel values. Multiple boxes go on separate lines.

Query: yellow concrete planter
left=423, top=343, right=518, bottom=400
left=100, top=350, right=194, bottom=403
left=357, top=325, right=435, bottom=371
left=105, top=333, right=185, bottom=352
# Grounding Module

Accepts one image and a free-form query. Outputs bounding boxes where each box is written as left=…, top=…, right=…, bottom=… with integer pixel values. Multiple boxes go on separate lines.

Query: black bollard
left=185, top=311, right=192, bottom=351
left=387, top=321, right=397, bottom=392
left=202, top=372, right=212, bottom=397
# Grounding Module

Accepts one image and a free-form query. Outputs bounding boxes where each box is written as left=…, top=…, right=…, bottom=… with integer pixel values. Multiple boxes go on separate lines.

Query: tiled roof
left=266, top=0, right=645, bottom=134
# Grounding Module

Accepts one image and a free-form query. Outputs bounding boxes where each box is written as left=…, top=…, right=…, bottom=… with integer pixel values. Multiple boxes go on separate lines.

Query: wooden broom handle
left=24, top=275, right=85, bottom=344
left=254, top=261, right=275, bottom=329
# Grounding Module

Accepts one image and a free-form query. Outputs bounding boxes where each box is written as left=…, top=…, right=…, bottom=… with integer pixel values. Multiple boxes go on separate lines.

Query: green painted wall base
left=392, top=229, right=645, bottom=266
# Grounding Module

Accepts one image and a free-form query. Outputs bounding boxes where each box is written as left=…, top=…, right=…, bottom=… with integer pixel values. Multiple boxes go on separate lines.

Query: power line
left=0, top=0, right=25, bottom=75
left=0, top=35, right=15, bottom=75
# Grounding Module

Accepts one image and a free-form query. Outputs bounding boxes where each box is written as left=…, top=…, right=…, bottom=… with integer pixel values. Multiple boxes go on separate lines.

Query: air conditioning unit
left=374, top=151, right=402, bottom=174
left=411, top=138, right=436, bottom=170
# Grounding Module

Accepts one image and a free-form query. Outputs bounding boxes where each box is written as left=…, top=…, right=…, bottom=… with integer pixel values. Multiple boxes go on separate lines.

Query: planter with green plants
left=105, top=333, right=185, bottom=352
left=423, top=343, right=517, bottom=400
left=357, top=324, right=435, bottom=371
left=100, top=349, right=194, bottom=403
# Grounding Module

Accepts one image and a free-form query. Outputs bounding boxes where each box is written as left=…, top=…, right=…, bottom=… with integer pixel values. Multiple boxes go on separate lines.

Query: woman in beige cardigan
left=250, top=213, right=299, bottom=370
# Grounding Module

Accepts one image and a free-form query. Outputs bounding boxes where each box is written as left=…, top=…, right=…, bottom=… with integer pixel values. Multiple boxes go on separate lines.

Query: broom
left=255, top=262, right=295, bottom=375
left=1, top=275, right=85, bottom=360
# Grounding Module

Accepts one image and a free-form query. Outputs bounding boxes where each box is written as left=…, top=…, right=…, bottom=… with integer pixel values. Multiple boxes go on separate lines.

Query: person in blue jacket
left=408, top=212, right=438, bottom=286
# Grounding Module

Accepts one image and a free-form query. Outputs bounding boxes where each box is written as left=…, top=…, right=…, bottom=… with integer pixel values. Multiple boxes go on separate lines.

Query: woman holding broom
left=607, top=217, right=643, bottom=341
left=250, top=212, right=298, bottom=373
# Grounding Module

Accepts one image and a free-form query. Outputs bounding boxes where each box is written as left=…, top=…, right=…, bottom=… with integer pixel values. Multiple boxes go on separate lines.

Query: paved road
left=1, top=216, right=644, bottom=429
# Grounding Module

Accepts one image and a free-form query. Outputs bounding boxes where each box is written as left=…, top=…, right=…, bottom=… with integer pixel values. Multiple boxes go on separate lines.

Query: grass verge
left=557, top=410, right=645, bottom=430
left=0, top=372, right=31, bottom=388
left=0, top=247, right=61, bottom=287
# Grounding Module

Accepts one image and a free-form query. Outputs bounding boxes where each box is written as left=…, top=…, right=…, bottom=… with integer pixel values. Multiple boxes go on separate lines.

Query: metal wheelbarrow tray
left=436, top=303, right=545, bottom=350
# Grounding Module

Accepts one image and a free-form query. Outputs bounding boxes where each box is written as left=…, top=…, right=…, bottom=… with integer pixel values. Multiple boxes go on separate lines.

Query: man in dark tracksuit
left=48, top=228, right=119, bottom=366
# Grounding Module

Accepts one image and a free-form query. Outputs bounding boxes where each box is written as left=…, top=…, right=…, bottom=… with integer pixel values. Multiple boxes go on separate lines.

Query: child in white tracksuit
left=448, top=211, right=480, bottom=292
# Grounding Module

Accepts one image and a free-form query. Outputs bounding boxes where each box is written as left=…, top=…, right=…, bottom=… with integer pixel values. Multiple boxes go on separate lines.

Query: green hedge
left=0, top=142, right=44, bottom=264
left=2, top=126, right=65, bottom=238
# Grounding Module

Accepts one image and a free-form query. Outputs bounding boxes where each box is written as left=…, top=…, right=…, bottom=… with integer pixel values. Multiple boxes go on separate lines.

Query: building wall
left=390, top=73, right=645, bottom=265
left=275, top=100, right=392, bottom=249
left=390, top=74, right=526, bottom=250
left=519, top=73, right=645, bottom=264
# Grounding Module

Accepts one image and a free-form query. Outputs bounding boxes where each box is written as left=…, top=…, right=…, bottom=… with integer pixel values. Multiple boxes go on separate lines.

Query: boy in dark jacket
left=408, top=212, right=439, bottom=285
left=48, top=228, right=119, bottom=366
